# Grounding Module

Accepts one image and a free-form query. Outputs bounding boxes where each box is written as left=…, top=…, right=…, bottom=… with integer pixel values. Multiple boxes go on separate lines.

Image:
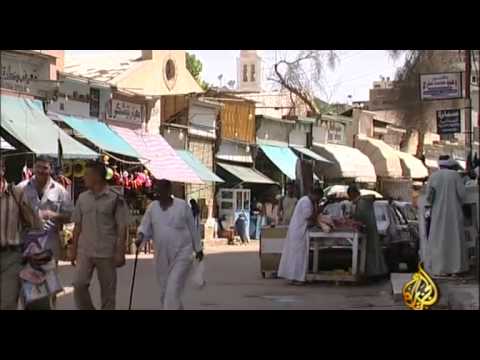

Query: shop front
left=216, top=161, right=276, bottom=241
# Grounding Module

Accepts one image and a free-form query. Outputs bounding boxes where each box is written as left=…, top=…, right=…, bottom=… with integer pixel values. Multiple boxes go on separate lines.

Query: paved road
left=56, top=242, right=405, bottom=310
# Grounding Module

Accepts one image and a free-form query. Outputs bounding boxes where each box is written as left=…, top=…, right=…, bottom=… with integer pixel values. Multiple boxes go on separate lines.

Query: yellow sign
left=402, top=263, right=439, bottom=310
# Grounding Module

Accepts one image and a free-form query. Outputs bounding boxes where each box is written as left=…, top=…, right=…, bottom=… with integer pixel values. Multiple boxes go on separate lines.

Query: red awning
left=111, top=126, right=203, bottom=184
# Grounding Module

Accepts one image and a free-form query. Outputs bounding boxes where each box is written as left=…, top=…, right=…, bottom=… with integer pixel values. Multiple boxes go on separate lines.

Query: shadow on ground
left=56, top=245, right=403, bottom=310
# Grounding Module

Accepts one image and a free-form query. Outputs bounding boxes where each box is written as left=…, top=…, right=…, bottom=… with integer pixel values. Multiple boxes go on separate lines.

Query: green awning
left=217, top=162, right=276, bottom=184
left=0, top=95, right=98, bottom=159
left=176, top=150, right=224, bottom=183
left=259, top=144, right=298, bottom=180
left=60, top=115, right=141, bottom=159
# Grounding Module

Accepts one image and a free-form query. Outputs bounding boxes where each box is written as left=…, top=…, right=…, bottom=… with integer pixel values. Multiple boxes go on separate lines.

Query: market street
left=55, top=242, right=405, bottom=310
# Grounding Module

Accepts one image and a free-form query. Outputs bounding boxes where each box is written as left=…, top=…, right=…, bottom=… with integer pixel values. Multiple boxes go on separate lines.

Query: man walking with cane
left=135, top=179, right=203, bottom=310
left=70, top=160, right=128, bottom=310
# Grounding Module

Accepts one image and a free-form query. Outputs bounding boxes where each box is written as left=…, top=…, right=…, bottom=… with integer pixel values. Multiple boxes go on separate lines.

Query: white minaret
left=237, top=50, right=262, bottom=92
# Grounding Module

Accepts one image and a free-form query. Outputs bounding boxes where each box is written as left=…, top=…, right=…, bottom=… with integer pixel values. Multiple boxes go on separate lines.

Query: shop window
left=89, top=88, right=100, bottom=118
left=327, top=122, right=345, bottom=143
left=236, top=192, right=243, bottom=211
left=221, top=202, right=233, bottom=210
left=221, top=190, right=233, bottom=199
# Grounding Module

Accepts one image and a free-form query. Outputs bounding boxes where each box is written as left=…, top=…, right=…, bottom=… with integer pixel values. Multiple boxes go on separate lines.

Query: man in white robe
left=277, top=187, right=323, bottom=284
left=136, top=179, right=203, bottom=310
left=425, top=158, right=467, bottom=276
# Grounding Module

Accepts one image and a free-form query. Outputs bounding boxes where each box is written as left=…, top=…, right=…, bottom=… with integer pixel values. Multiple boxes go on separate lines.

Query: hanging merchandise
left=73, top=160, right=86, bottom=178
left=134, top=172, right=147, bottom=188
left=105, top=167, right=114, bottom=181
left=63, top=161, right=73, bottom=177
left=112, top=166, right=122, bottom=186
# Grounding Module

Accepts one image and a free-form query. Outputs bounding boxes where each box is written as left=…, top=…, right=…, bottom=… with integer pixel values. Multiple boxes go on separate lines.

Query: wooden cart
left=259, top=227, right=367, bottom=282
left=259, top=226, right=288, bottom=278
left=306, top=230, right=367, bottom=282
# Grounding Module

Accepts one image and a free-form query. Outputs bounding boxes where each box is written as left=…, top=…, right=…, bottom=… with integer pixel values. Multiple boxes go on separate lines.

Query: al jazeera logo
left=402, top=263, right=439, bottom=310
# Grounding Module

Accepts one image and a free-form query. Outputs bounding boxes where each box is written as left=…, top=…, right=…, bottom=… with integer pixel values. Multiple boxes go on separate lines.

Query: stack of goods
left=316, top=213, right=364, bottom=233
left=332, top=217, right=365, bottom=232
left=317, top=214, right=335, bottom=233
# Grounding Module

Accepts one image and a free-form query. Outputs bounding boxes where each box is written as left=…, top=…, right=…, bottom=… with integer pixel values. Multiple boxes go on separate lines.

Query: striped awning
left=355, top=136, right=403, bottom=178
left=110, top=126, right=203, bottom=184
left=396, top=151, right=429, bottom=179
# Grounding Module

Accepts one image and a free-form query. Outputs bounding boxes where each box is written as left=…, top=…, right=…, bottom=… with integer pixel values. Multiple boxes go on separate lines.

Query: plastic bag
left=21, top=260, right=63, bottom=305
left=190, top=259, right=206, bottom=289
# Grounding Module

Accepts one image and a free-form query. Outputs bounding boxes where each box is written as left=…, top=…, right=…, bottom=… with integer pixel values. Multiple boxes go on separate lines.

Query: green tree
left=186, top=52, right=210, bottom=91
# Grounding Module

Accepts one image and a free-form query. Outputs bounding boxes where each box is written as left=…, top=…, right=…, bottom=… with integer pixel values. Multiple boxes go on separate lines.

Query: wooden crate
left=260, top=226, right=288, bottom=278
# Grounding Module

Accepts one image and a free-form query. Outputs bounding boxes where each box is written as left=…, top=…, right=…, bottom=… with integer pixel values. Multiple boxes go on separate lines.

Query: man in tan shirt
left=71, top=160, right=128, bottom=310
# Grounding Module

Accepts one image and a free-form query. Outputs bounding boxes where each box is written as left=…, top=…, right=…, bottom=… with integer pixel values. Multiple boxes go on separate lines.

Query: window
left=250, top=64, right=256, bottom=82
left=243, top=64, right=248, bottom=82
left=221, top=202, right=233, bottom=210
left=89, top=88, right=100, bottom=118
left=165, top=59, right=175, bottom=80
left=472, top=75, right=478, bottom=85
left=327, top=122, right=345, bottom=143
left=236, top=192, right=243, bottom=211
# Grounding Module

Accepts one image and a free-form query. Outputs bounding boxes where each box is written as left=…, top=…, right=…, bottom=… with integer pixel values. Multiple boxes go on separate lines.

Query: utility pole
left=465, top=50, right=472, bottom=170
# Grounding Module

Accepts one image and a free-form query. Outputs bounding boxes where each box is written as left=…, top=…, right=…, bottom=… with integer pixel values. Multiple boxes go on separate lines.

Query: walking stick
left=128, top=246, right=140, bottom=310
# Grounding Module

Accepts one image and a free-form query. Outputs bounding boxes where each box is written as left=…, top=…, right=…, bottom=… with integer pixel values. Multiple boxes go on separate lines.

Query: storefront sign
left=109, top=99, right=144, bottom=124
left=420, top=72, right=462, bottom=101
left=436, top=109, right=461, bottom=134
left=0, top=52, right=51, bottom=97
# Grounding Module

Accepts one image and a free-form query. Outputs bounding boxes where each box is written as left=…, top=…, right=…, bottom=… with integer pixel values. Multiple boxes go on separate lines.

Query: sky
left=66, top=50, right=405, bottom=103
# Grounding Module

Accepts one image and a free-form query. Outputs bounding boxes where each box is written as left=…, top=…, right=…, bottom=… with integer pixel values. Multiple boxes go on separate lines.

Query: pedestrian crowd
left=1, top=157, right=202, bottom=310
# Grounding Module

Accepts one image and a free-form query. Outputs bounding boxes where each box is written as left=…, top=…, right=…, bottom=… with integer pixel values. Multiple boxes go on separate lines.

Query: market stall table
left=306, top=230, right=367, bottom=282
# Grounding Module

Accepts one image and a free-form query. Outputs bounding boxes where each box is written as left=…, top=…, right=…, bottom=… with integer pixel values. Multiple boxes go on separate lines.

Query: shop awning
left=259, top=144, right=298, bottom=180
left=355, top=136, right=403, bottom=178
left=396, top=151, right=429, bottom=179
left=216, top=142, right=253, bottom=163
left=0, top=95, right=98, bottom=159
left=60, top=115, right=140, bottom=159
left=176, top=150, right=224, bottom=183
left=217, top=162, right=276, bottom=184
left=110, top=126, right=203, bottom=184
left=313, top=143, right=377, bottom=183
left=291, top=146, right=332, bottom=163
left=0, top=137, right=15, bottom=150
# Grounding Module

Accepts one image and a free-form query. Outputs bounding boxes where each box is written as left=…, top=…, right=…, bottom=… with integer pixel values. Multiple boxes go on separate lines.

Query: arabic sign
left=402, top=263, right=439, bottom=310
left=109, top=99, right=144, bottom=124
left=437, top=109, right=461, bottom=135
left=420, top=72, right=462, bottom=101
left=0, top=53, right=51, bottom=97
